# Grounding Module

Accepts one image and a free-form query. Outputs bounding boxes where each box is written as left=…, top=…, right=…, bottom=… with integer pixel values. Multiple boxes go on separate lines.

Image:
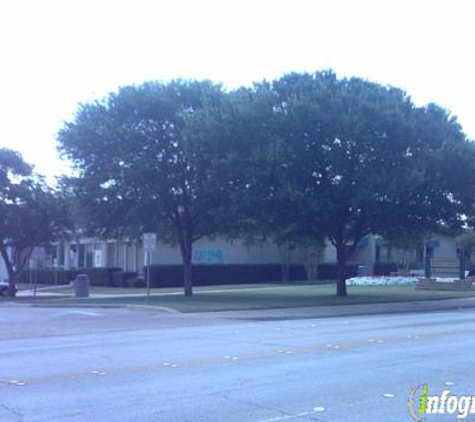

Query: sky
left=1, top=0, right=474, bottom=182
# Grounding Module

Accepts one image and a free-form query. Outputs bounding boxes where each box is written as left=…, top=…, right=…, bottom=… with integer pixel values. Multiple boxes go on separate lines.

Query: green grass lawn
left=11, top=284, right=475, bottom=313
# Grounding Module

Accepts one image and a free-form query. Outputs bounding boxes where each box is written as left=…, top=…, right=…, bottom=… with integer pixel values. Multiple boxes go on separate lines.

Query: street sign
left=143, top=233, right=157, bottom=252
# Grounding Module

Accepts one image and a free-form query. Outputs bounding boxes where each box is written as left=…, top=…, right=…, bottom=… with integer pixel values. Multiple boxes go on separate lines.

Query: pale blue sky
left=1, top=0, right=474, bottom=180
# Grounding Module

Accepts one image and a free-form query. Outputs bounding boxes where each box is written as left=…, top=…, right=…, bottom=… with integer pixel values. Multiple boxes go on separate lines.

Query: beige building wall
left=352, top=235, right=376, bottom=275
left=136, top=238, right=283, bottom=269
left=430, top=234, right=458, bottom=259
left=43, top=232, right=463, bottom=278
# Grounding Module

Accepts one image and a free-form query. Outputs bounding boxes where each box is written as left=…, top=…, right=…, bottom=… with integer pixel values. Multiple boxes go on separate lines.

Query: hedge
left=75, top=267, right=122, bottom=286
left=316, top=263, right=359, bottom=280
left=128, top=277, right=146, bottom=288
left=16, top=267, right=123, bottom=286
left=373, top=262, right=398, bottom=276
left=17, top=269, right=73, bottom=285
left=16, top=262, right=361, bottom=288
left=141, top=263, right=360, bottom=288
left=112, top=271, right=138, bottom=287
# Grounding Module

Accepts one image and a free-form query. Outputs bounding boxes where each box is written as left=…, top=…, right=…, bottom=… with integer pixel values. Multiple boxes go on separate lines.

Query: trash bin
left=73, top=274, right=90, bottom=297
left=357, top=265, right=365, bottom=277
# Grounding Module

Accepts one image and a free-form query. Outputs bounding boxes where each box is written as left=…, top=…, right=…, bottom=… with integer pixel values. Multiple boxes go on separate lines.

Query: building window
left=86, top=244, right=94, bottom=267
left=107, top=243, right=116, bottom=267
left=78, top=244, right=86, bottom=268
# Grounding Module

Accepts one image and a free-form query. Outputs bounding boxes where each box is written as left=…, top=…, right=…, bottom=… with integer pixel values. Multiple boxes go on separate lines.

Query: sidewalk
left=15, top=284, right=298, bottom=298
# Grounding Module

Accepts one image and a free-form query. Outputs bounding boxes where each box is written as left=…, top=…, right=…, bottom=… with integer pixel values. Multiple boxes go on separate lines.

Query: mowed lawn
left=15, top=284, right=475, bottom=313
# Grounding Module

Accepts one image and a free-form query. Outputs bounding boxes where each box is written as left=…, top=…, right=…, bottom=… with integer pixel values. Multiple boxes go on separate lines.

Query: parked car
left=0, top=282, right=14, bottom=297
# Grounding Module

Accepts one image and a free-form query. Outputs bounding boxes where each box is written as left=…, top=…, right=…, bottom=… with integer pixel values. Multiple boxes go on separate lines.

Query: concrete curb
left=5, top=296, right=475, bottom=319
left=126, top=304, right=181, bottom=314
left=219, top=304, right=475, bottom=321
left=202, top=297, right=475, bottom=321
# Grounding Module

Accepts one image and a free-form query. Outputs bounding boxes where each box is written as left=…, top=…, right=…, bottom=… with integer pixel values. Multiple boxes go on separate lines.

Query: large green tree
left=244, top=71, right=475, bottom=296
left=0, top=149, right=69, bottom=296
left=57, top=72, right=475, bottom=299
left=58, top=80, right=235, bottom=296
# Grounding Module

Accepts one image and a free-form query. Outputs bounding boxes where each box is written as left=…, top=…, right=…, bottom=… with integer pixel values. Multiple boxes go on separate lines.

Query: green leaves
left=456, top=232, right=475, bottom=255
left=58, top=81, right=241, bottom=293
left=57, top=72, right=475, bottom=296
left=0, top=150, right=69, bottom=294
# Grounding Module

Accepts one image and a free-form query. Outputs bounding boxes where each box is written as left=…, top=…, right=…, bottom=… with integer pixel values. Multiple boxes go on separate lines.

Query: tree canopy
left=456, top=232, right=475, bottom=256
left=59, top=80, right=238, bottom=296
left=0, top=149, right=69, bottom=296
left=230, top=72, right=475, bottom=295
left=58, top=71, right=475, bottom=297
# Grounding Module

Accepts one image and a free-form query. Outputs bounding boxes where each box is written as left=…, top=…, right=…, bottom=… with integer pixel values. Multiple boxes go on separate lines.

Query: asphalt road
left=1, top=304, right=474, bottom=421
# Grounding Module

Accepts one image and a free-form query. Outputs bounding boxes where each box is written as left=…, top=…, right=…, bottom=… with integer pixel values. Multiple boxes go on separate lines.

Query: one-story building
left=0, top=232, right=464, bottom=281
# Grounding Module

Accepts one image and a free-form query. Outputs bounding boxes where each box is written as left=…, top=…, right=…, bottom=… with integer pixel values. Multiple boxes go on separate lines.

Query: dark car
left=0, top=282, right=12, bottom=297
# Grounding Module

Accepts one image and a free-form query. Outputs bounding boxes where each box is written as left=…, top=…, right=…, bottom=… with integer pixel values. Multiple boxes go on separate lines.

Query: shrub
left=143, top=264, right=300, bottom=288
left=373, top=262, right=398, bottom=276
left=17, top=269, right=73, bottom=285
left=74, top=267, right=122, bottom=286
left=316, top=263, right=360, bottom=280
left=140, top=263, right=352, bottom=288
left=112, top=271, right=138, bottom=287
left=128, top=277, right=146, bottom=288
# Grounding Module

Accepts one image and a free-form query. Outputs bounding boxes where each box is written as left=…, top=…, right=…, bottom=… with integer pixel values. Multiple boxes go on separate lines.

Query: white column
left=64, top=242, right=71, bottom=270
left=133, top=244, right=138, bottom=272
left=75, top=241, right=80, bottom=268
left=101, top=243, right=108, bottom=268
left=115, top=241, right=120, bottom=268
left=124, top=244, right=129, bottom=271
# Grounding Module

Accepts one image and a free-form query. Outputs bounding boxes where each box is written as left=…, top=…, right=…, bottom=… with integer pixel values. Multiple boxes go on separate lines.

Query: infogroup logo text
left=409, top=384, right=475, bottom=421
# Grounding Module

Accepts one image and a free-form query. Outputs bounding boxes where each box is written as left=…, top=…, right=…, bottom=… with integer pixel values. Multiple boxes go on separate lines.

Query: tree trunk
left=183, top=246, right=193, bottom=297
left=336, top=242, right=348, bottom=297
left=174, top=208, right=195, bottom=297
left=0, top=245, right=16, bottom=297
left=0, top=244, right=34, bottom=297
left=177, top=225, right=193, bottom=297
left=7, top=275, right=17, bottom=297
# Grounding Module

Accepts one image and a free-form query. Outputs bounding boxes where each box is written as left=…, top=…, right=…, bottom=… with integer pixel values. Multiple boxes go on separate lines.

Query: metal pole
left=55, top=244, right=59, bottom=286
left=146, top=251, right=151, bottom=304
left=33, top=258, right=38, bottom=299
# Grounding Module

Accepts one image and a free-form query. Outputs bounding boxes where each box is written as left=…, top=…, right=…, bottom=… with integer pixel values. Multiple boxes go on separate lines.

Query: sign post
left=31, top=248, right=40, bottom=299
left=143, top=233, right=157, bottom=303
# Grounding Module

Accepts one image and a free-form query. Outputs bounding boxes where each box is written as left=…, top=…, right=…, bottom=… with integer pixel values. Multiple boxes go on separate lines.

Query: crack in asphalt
left=214, top=391, right=293, bottom=418
left=1, top=403, right=24, bottom=421
left=213, top=392, right=323, bottom=422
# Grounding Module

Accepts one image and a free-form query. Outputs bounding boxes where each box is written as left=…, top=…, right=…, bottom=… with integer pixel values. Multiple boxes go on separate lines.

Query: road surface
left=0, top=304, right=474, bottom=421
